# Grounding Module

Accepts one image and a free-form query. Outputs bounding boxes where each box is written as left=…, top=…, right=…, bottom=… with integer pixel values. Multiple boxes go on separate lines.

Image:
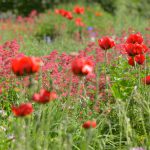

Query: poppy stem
left=144, top=54, right=147, bottom=88
left=79, top=27, right=82, bottom=41
left=104, top=51, right=108, bottom=98
left=77, top=76, right=83, bottom=97
left=138, top=66, right=141, bottom=87
left=95, top=61, right=101, bottom=100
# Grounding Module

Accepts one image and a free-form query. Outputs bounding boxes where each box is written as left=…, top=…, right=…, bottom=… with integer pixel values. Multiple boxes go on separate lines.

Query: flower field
left=0, top=1, right=150, bottom=150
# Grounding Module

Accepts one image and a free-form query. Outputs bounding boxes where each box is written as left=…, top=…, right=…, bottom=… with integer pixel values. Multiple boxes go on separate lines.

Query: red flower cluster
left=55, top=9, right=73, bottom=20
left=128, top=54, right=145, bottom=66
left=125, top=33, right=148, bottom=66
left=54, top=7, right=86, bottom=27
left=98, top=37, right=115, bottom=50
left=125, top=43, right=148, bottom=56
left=82, top=120, right=97, bottom=129
left=71, top=57, right=93, bottom=76
left=12, top=103, right=33, bottom=117
left=12, top=56, right=42, bottom=76
left=32, top=89, right=57, bottom=104
left=74, top=5, right=84, bottom=14
left=12, top=89, right=58, bottom=116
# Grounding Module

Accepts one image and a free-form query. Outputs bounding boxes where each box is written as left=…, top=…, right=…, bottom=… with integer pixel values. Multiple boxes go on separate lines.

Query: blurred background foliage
left=0, top=0, right=149, bottom=18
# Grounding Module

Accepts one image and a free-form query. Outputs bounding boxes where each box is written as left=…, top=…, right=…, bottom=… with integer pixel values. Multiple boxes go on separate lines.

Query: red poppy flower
left=65, top=11, right=73, bottom=20
left=98, top=37, right=115, bottom=50
left=33, top=89, right=57, bottom=104
left=141, top=44, right=148, bottom=53
left=135, top=54, right=145, bottom=65
left=12, top=103, right=33, bottom=117
left=134, top=44, right=147, bottom=54
left=71, top=57, right=93, bottom=76
left=128, top=57, right=135, bottom=66
left=82, top=120, right=97, bottom=129
left=59, top=9, right=68, bottom=17
left=12, top=56, right=42, bottom=76
left=125, top=43, right=148, bottom=56
left=125, top=43, right=136, bottom=56
left=126, top=33, right=143, bottom=44
left=142, top=75, right=150, bottom=85
left=128, top=54, right=145, bottom=66
left=74, top=6, right=84, bottom=14
left=75, top=18, right=85, bottom=27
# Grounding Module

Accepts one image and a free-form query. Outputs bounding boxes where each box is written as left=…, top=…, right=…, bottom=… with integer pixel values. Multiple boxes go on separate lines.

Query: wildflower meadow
left=0, top=0, right=150, bottom=150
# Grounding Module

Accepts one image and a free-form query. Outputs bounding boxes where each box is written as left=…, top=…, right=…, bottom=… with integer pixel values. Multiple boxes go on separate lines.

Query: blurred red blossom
left=12, top=56, right=42, bottom=76
left=126, top=33, right=143, bottom=44
left=65, top=11, right=73, bottom=20
left=12, top=103, right=33, bottom=117
left=98, top=37, right=115, bottom=50
left=82, top=120, right=97, bottom=129
left=125, top=43, right=148, bottom=56
left=142, top=75, right=150, bottom=85
left=128, top=57, right=135, bottom=66
left=134, top=54, right=145, bottom=65
left=128, top=54, right=145, bottom=66
left=75, top=18, right=85, bottom=27
left=74, top=5, right=84, bottom=14
left=33, top=89, right=57, bottom=104
left=71, top=57, right=93, bottom=76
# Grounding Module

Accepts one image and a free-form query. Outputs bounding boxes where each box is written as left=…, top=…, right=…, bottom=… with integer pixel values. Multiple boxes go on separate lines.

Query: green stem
left=95, top=62, right=100, bottom=100
left=138, top=66, right=141, bottom=87
left=104, top=51, right=108, bottom=97
left=79, top=27, right=82, bottom=41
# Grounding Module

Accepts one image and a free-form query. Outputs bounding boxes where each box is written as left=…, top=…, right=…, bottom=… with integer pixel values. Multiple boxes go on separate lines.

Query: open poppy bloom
left=71, top=57, right=93, bottom=76
left=126, top=33, right=143, bottom=44
left=82, top=120, right=97, bottom=129
left=125, top=43, right=148, bottom=56
left=12, top=56, right=42, bottom=76
left=12, top=103, right=33, bottom=117
left=74, top=5, right=84, bottom=14
left=33, top=89, right=57, bottom=104
left=98, top=37, right=115, bottom=50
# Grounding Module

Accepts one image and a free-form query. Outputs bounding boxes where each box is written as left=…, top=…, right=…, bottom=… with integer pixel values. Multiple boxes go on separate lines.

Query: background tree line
left=0, top=0, right=149, bottom=18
